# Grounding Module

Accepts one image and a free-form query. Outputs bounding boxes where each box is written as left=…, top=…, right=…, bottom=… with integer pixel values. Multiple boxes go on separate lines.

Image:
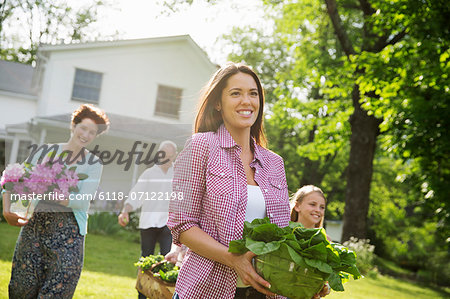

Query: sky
left=91, top=0, right=269, bottom=65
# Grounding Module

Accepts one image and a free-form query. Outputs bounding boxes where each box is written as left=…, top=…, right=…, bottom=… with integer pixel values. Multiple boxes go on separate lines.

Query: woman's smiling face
left=218, top=72, right=260, bottom=133
left=71, top=118, right=98, bottom=148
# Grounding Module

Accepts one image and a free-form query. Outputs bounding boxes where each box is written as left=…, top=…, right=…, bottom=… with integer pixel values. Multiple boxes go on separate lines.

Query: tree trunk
left=341, top=85, right=381, bottom=241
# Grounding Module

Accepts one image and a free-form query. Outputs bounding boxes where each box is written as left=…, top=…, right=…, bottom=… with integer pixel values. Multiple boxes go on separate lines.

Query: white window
left=154, top=85, right=183, bottom=119
left=71, top=68, right=103, bottom=103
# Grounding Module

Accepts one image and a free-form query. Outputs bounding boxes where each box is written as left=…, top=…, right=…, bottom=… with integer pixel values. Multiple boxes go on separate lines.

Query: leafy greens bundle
left=134, top=254, right=179, bottom=283
left=229, top=218, right=361, bottom=298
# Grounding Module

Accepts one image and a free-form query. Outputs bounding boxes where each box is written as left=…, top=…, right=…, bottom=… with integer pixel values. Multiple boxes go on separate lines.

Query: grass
left=83, top=233, right=140, bottom=278
left=1, top=222, right=449, bottom=299
left=327, top=274, right=449, bottom=299
left=375, top=256, right=416, bottom=278
left=73, top=270, right=137, bottom=299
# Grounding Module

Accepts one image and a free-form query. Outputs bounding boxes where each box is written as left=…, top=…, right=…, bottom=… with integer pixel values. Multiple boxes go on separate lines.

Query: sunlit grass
left=327, top=274, right=449, bottom=299
left=73, top=270, right=137, bottom=298
left=0, top=260, right=11, bottom=298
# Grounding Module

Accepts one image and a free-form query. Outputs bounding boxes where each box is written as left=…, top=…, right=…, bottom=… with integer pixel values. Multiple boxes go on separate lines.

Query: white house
left=0, top=35, right=217, bottom=211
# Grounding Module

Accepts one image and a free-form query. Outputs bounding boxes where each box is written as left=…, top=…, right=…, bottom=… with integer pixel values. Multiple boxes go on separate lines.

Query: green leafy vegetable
left=134, top=254, right=179, bottom=283
left=229, top=218, right=361, bottom=298
left=156, top=268, right=179, bottom=283
left=134, top=254, right=164, bottom=272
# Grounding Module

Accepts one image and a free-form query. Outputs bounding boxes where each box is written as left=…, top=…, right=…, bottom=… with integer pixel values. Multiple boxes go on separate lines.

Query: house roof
left=32, top=113, right=193, bottom=146
left=39, top=34, right=217, bottom=70
left=0, top=60, right=36, bottom=96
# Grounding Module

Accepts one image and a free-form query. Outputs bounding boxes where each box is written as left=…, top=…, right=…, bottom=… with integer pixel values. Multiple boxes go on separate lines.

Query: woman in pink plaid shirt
left=168, top=63, right=291, bottom=299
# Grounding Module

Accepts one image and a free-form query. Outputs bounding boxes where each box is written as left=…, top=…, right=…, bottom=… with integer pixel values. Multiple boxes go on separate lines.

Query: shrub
left=343, top=237, right=376, bottom=276
left=423, top=249, right=450, bottom=286
left=88, top=212, right=121, bottom=235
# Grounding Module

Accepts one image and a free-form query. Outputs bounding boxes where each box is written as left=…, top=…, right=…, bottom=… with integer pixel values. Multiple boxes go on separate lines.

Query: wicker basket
left=254, top=253, right=325, bottom=299
left=135, top=268, right=175, bottom=299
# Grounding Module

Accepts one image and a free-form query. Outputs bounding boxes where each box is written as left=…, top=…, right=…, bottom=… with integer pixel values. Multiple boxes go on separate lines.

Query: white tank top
left=236, top=185, right=267, bottom=288
left=245, top=185, right=266, bottom=222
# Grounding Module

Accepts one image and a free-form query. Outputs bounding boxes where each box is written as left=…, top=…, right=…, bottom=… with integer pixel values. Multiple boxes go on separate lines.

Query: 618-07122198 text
left=95, top=191, right=184, bottom=201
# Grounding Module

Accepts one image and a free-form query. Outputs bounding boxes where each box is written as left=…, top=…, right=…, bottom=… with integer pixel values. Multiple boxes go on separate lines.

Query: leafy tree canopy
left=0, top=0, right=116, bottom=64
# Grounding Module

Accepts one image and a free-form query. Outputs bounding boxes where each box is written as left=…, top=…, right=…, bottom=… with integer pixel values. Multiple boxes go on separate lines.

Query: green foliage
left=157, top=267, right=179, bottom=283
left=87, top=212, right=139, bottom=244
left=134, top=254, right=165, bottom=272
left=134, top=254, right=179, bottom=283
left=261, top=0, right=450, bottom=235
left=369, top=155, right=450, bottom=286
left=223, top=25, right=292, bottom=104
left=378, top=221, right=450, bottom=286
left=325, top=200, right=345, bottom=221
left=88, top=212, right=121, bottom=235
left=0, top=0, right=113, bottom=64
left=255, top=247, right=325, bottom=299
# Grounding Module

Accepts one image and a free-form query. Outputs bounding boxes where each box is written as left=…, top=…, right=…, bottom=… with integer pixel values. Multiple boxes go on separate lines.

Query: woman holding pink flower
left=1, top=163, right=29, bottom=225
left=2, top=104, right=109, bottom=299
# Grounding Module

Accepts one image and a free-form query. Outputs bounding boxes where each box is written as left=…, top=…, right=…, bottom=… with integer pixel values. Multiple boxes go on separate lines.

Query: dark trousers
left=138, top=225, right=172, bottom=299
left=173, top=288, right=265, bottom=299
left=9, top=211, right=84, bottom=299
left=234, top=287, right=266, bottom=299
left=140, top=225, right=172, bottom=257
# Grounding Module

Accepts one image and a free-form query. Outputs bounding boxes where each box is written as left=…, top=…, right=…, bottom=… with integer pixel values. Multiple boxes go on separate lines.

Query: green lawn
left=1, top=222, right=449, bottom=298
left=327, top=274, right=449, bottom=299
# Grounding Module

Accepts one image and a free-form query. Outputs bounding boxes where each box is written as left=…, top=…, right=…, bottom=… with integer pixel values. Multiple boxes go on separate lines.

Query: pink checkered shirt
left=167, top=124, right=290, bottom=299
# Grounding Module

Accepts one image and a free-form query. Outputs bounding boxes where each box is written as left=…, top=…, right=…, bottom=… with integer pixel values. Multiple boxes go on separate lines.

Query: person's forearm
left=2, top=192, right=11, bottom=213
left=179, top=226, right=234, bottom=268
left=121, top=203, right=133, bottom=213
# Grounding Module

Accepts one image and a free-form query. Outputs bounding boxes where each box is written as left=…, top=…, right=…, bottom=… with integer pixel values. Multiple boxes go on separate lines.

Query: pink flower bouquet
left=1, top=156, right=88, bottom=218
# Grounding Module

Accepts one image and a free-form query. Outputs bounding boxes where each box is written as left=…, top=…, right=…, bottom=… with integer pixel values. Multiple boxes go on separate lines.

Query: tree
left=163, top=0, right=449, bottom=241
left=0, top=0, right=113, bottom=64
left=261, top=0, right=449, bottom=240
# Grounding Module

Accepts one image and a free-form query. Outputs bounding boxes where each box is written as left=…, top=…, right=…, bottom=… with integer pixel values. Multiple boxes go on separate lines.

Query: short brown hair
left=290, top=185, right=327, bottom=228
left=71, top=104, right=110, bottom=135
left=194, top=62, right=267, bottom=147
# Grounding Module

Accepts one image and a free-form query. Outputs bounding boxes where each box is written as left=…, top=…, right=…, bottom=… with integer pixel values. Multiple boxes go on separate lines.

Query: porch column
left=8, top=135, right=19, bottom=164
left=39, top=128, right=47, bottom=144
left=131, top=143, right=142, bottom=187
